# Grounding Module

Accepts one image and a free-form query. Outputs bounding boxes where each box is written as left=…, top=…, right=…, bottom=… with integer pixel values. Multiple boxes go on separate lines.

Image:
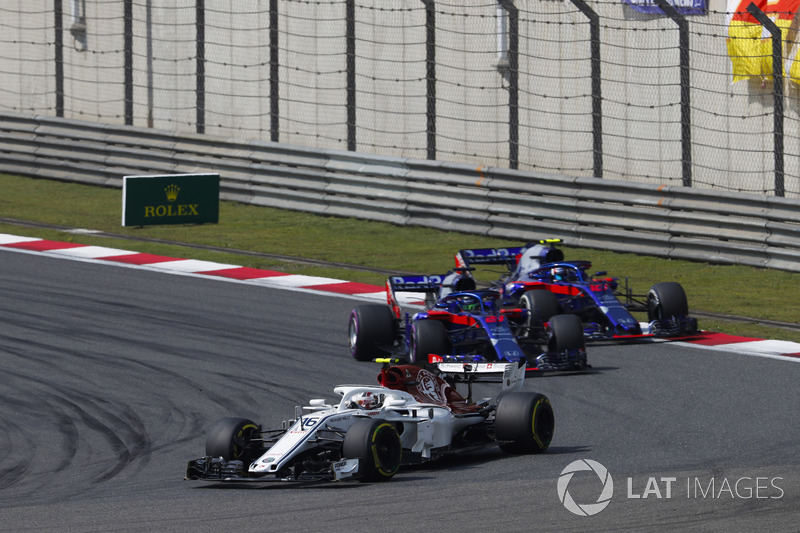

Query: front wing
left=185, top=456, right=360, bottom=483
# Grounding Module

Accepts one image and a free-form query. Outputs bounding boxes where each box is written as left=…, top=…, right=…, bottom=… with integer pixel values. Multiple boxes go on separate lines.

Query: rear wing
left=454, top=247, right=525, bottom=269
left=388, top=274, right=445, bottom=293
left=432, top=360, right=526, bottom=396
left=375, top=358, right=525, bottom=404
left=386, top=272, right=477, bottom=316
left=386, top=274, right=446, bottom=317
left=455, top=240, right=564, bottom=272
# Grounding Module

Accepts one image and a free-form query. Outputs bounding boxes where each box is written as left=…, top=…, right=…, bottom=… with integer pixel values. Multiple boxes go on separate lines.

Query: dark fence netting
left=1, top=0, right=798, bottom=197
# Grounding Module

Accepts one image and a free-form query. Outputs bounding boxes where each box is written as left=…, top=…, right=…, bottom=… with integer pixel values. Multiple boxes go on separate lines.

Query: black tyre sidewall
left=205, top=417, right=259, bottom=461
left=547, top=313, right=585, bottom=352
left=349, top=304, right=396, bottom=362
left=495, top=392, right=555, bottom=454
left=647, top=282, right=688, bottom=321
left=410, top=319, right=449, bottom=365
left=521, top=290, right=561, bottom=330
left=342, top=419, right=402, bottom=482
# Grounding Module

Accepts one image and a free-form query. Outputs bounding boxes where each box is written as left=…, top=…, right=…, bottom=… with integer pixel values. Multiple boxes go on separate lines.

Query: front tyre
left=205, top=417, right=261, bottom=462
left=547, top=313, right=585, bottom=352
left=647, top=282, right=688, bottom=321
left=520, top=290, right=561, bottom=334
left=348, top=304, right=396, bottom=362
left=410, top=320, right=449, bottom=365
left=495, top=392, right=554, bottom=454
left=342, top=419, right=402, bottom=482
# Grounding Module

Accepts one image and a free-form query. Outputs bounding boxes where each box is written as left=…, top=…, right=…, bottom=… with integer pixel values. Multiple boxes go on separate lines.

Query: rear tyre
left=342, top=419, right=402, bottom=482
left=547, top=313, right=585, bottom=352
left=647, top=282, right=688, bottom=321
left=348, top=304, right=396, bottom=362
left=410, top=320, right=449, bottom=365
left=495, top=392, right=554, bottom=454
left=520, top=290, right=561, bottom=333
left=205, top=417, right=261, bottom=462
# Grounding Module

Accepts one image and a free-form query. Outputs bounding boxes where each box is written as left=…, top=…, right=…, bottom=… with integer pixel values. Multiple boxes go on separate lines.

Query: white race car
left=185, top=361, right=554, bottom=483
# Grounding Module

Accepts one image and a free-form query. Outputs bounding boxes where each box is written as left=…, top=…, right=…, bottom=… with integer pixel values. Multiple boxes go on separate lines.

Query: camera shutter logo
left=557, top=459, right=614, bottom=516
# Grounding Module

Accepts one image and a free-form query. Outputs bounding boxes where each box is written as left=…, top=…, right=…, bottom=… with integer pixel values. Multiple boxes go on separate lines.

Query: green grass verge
left=2, top=173, right=799, bottom=343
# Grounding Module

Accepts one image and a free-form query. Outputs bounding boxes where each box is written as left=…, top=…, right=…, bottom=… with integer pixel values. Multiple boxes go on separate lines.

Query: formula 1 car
left=348, top=272, right=587, bottom=372
left=185, top=361, right=554, bottom=483
left=454, top=240, right=698, bottom=341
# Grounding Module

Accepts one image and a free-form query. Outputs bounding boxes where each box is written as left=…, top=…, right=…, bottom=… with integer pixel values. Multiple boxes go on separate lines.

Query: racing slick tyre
left=410, top=319, right=450, bottom=366
left=349, top=304, right=397, bottom=362
left=547, top=313, right=585, bottom=352
left=520, top=290, right=561, bottom=334
left=494, top=392, right=554, bottom=454
left=342, top=419, right=402, bottom=482
left=205, top=417, right=262, bottom=463
left=647, top=282, right=689, bottom=321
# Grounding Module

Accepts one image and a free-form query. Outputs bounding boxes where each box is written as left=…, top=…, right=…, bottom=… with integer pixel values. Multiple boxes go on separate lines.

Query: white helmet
left=353, top=391, right=383, bottom=410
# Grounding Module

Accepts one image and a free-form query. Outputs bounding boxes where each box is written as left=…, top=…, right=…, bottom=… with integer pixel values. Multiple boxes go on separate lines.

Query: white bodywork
left=248, top=362, right=524, bottom=479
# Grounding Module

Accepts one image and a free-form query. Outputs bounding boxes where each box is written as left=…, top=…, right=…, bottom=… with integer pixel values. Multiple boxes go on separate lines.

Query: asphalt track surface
left=1, top=250, right=799, bottom=532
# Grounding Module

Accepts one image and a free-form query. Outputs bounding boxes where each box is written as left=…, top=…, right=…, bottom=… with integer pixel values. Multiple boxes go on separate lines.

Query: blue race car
left=454, top=240, right=698, bottom=342
left=347, top=271, right=587, bottom=372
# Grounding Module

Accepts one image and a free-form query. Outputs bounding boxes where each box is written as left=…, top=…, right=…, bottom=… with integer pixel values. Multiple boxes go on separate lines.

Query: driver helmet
left=353, top=391, right=383, bottom=410
left=459, top=296, right=480, bottom=313
left=551, top=267, right=568, bottom=282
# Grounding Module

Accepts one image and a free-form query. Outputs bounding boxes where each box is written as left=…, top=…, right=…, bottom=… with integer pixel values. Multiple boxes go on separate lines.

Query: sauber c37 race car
left=454, top=240, right=698, bottom=342
left=185, top=361, right=554, bottom=483
left=348, top=272, right=587, bottom=372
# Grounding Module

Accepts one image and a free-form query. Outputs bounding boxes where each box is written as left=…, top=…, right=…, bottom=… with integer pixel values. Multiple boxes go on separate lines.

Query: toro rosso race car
left=454, top=240, right=698, bottom=342
left=348, top=272, right=587, bottom=372
left=185, top=361, right=554, bottom=483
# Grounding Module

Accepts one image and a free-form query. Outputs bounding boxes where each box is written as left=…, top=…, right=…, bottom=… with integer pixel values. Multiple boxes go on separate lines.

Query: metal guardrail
left=1, top=111, right=799, bottom=272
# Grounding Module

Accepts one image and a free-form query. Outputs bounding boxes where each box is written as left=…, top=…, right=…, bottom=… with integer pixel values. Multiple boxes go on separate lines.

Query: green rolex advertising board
left=122, top=173, right=219, bottom=227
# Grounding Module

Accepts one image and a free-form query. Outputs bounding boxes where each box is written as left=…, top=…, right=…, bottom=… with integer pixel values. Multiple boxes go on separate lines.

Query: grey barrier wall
left=1, top=111, right=798, bottom=273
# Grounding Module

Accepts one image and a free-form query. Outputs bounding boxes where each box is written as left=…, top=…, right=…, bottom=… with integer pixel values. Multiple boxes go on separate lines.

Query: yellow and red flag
left=727, top=0, right=770, bottom=82
left=770, top=0, right=800, bottom=83
left=727, top=0, right=800, bottom=82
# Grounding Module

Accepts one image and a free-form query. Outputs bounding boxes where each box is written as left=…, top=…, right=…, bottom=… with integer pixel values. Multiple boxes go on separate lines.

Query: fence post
left=570, top=0, right=602, bottom=179
left=746, top=3, right=784, bottom=197
left=655, top=0, right=691, bottom=187
left=346, top=0, right=356, bottom=151
left=54, top=0, right=64, bottom=118
left=270, top=0, right=279, bottom=142
left=124, top=0, right=133, bottom=125
left=499, top=0, right=518, bottom=170
left=196, top=0, right=206, bottom=134
left=423, top=0, right=437, bottom=160
left=146, top=0, right=154, bottom=128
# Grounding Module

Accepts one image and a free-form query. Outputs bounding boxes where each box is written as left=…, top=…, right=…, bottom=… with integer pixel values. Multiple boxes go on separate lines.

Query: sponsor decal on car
left=417, top=370, right=445, bottom=404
